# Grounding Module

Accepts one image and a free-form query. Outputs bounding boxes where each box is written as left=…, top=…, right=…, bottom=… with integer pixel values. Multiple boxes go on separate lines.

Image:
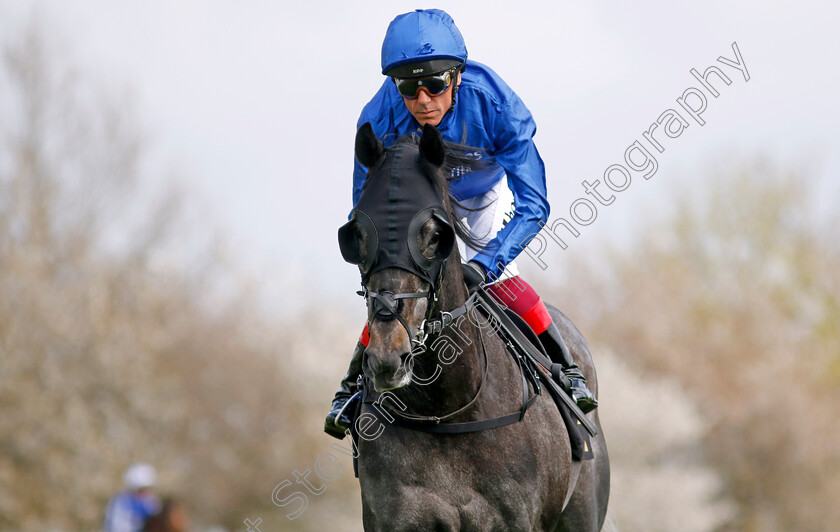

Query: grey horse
left=341, top=123, right=610, bottom=531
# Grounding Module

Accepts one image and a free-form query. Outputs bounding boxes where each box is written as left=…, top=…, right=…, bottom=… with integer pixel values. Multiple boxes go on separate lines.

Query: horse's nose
left=364, top=343, right=412, bottom=392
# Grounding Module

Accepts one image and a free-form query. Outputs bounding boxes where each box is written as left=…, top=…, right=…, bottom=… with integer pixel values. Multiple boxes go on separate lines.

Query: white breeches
left=454, top=175, right=519, bottom=282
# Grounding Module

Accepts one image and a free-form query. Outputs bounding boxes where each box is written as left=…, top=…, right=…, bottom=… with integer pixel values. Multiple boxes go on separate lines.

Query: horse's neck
left=397, top=258, right=485, bottom=417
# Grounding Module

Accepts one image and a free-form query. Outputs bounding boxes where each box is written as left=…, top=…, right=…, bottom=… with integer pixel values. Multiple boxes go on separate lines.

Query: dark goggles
left=393, top=70, right=455, bottom=99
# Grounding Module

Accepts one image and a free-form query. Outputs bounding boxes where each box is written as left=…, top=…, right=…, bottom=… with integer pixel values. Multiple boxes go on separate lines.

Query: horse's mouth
left=366, top=355, right=412, bottom=392
left=371, top=369, right=411, bottom=392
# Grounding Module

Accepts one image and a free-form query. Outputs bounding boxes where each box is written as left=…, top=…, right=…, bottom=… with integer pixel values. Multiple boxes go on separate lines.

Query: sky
left=2, top=1, right=838, bottom=319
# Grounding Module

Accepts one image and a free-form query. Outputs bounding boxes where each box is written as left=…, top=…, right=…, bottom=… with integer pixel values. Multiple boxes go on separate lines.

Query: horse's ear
left=355, top=122, right=384, bottom=168
left=419, top=123, right=445, bottom=167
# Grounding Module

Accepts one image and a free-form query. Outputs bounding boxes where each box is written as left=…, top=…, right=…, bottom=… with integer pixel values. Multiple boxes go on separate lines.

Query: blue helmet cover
left=381, top=9, right=468, bottom=76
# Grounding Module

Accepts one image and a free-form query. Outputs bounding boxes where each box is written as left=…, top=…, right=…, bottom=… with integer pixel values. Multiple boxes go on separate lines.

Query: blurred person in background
left=103, top=462, right=162, bottom=532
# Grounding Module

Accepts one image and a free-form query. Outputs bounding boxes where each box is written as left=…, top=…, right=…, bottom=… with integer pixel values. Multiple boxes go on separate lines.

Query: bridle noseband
left=357, top=256, right=464, bottom=353
left=359, top=288, right=434, bottom=353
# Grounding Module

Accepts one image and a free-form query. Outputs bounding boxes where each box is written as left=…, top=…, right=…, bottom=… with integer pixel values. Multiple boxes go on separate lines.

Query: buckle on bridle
left=414, top=319, right=430, bottom=351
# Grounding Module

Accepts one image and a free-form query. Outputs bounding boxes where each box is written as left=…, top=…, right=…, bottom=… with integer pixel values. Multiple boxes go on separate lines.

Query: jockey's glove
left=462, top=261, right=487, bottom=292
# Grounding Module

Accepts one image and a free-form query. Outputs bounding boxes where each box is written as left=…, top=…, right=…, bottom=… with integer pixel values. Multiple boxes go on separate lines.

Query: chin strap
left=446, top=83, right=459, bottom=116
left=445, top=65, right=464, bottom=117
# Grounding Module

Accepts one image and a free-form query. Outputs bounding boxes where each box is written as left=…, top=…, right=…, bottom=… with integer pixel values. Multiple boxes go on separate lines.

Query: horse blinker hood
left=339, top=124, right=455, bottom=286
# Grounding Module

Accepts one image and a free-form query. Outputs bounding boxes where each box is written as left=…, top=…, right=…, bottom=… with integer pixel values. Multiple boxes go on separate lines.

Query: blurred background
left=0, top=1, right=838, bottom=531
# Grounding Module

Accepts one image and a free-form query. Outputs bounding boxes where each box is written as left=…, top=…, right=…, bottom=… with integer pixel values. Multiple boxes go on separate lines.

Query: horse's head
left=339, top=123, right=460, bottom=392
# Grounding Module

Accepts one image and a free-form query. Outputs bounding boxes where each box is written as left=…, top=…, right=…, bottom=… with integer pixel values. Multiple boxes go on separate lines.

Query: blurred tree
left=0, top=19, right=359, bottom=531
left=555, top=164, right=840, bottom=531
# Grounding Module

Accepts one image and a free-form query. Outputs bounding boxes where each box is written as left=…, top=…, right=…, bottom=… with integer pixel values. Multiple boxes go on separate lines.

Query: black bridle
left=357, top=259, right=541, bottom=430
left=359, top=288, right=433, bottom=353
left=357, top=256, right=477, bottom=356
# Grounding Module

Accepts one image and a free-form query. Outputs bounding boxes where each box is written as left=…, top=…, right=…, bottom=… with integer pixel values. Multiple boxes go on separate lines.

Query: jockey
left=103, top=463, right=161, bottom=532
left=325, top=8, right=596, bottom=439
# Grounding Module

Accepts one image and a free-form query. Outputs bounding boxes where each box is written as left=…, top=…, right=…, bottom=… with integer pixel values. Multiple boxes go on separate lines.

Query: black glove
left=461, top=261, right=487, bottom=292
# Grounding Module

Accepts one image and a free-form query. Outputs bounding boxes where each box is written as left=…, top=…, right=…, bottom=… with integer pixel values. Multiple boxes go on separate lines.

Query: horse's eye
left=429, top=231, right=441, bottom=245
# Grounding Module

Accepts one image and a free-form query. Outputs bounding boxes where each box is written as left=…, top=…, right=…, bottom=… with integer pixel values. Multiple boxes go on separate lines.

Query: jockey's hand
left=462, top=261, right=487, bottom=292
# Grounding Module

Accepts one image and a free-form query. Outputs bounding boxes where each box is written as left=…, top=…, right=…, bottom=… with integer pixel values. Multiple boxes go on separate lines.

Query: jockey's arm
left=470, top=94, right=549, bottom=280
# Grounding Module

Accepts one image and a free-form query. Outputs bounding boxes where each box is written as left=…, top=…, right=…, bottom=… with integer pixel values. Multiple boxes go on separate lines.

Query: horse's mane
left=388, top=134, right=496, bottom=258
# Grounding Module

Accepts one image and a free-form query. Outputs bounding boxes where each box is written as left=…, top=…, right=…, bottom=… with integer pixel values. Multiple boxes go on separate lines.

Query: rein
left=390, top=309, right=490, bottom=425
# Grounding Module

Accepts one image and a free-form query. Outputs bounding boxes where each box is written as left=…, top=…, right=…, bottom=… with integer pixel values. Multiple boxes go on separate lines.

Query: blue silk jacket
left=353, top=59, right=549, bottom=279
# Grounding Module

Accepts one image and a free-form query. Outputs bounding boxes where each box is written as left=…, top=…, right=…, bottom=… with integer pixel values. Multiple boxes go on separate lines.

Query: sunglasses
left=393, top=70, right=455, bottom=99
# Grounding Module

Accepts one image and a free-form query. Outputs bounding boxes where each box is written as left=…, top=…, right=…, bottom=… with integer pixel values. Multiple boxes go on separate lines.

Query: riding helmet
left=381, top=9, right=468, bottom=79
